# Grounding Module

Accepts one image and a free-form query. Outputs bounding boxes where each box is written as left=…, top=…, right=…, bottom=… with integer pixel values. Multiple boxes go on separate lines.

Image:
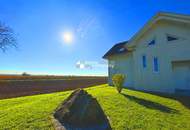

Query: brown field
left=0, top=75, right=107, bottom=99
left=0, top=75, right=105, bottom=80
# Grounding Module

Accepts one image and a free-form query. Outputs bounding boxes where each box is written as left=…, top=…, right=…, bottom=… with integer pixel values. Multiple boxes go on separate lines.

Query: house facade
left=103, top=12, right=190, bottom=95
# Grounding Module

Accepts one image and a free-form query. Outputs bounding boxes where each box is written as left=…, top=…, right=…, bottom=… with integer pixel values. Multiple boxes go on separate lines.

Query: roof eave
left=128, top=12, right=190, bottom=47
left=102, top=50, right=133, bottom=60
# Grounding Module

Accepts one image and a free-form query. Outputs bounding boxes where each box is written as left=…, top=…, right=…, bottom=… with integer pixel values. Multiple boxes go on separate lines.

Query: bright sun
left=62, top=31, right=74, bottom=44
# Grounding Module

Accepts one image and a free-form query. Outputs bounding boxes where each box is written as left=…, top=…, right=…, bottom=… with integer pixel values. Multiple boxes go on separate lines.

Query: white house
left=103, top=12, right=190, bottom=95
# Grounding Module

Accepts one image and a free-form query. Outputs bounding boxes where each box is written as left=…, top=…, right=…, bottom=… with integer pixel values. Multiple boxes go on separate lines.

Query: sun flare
left=62, top=31, right=74, bottom=44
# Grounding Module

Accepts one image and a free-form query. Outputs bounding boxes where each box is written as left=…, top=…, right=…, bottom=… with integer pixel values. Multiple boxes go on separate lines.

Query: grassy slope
left=0, top=84, right=190, bottom=130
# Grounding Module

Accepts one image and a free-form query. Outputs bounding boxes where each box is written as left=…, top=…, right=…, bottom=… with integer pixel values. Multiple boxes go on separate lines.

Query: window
left=118, top=47, right=125, bottom=52
left=153, top=57, right=159, bottom=72
left=142, top=55, right=147, bottom=68
left=167, top=35, right=178, bottom=41
left=148, top=39, right=155, bottom=46
left=109, top=61, right=115, bottom=68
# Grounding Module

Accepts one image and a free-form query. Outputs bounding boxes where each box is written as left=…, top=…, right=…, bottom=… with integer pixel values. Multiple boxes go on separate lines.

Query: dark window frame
left=167, top=36, right=178, bottom=41
left=142, top=55, right=147, bottom=68
left=153, top=57, right=159, bottom=72
left=166, top=34, right=179, bottom=42
left=148, top=39, right=156, bottom=46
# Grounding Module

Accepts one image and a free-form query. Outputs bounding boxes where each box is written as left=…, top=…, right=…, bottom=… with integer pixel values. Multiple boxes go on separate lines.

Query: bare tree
left=0, top=22, right=17, bottom=52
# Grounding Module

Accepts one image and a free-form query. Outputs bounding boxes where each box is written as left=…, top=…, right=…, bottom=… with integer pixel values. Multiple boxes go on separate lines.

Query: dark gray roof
left=103, top=41, right=129, bottom=59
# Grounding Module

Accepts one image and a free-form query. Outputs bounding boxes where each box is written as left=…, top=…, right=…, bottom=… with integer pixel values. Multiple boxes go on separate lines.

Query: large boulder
left=53, top=89, right=111, bottom=130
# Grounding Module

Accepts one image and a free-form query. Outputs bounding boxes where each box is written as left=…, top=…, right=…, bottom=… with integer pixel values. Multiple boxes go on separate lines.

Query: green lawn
left=0, top=84, right=190, bottom=130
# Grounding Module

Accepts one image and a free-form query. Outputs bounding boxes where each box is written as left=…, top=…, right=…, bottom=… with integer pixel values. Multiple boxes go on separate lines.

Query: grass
left=0, top=84, right=190, bottom=130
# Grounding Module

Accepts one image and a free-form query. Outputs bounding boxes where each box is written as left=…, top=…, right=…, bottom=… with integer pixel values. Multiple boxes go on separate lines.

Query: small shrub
left=112, top=74, right=125, bottom=93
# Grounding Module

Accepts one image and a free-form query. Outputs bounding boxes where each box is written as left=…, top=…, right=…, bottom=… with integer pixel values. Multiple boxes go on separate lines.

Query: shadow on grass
left=122, top=93, right=179, bottom=114
left=126, top=88, right=190, bottom=109
left=143, top=91, right=190, bottom=110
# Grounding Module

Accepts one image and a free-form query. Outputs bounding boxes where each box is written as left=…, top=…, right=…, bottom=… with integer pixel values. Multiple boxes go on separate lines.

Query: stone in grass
left=53, top=89, right=112, bottom=130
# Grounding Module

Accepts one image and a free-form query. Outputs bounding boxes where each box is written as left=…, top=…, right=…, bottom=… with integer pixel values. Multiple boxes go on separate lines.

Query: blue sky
left=0, top=0, right=190, bottom=76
